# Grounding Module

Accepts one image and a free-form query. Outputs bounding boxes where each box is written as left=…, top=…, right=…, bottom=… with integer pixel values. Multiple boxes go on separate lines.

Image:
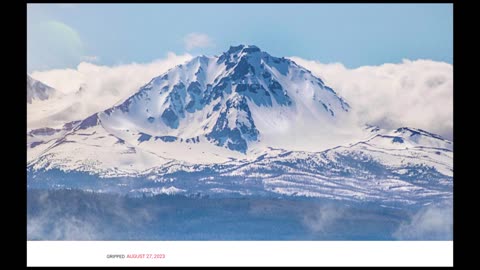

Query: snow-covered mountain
left=26, top=45, right=453, bottom=205
left=99, top=44, right=350, bottom=153
left=27, top=75, right=59, bottom=103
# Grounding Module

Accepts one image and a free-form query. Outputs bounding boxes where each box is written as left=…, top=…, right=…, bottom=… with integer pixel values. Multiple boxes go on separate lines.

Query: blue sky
left=27, top=4, right=452, bottom=72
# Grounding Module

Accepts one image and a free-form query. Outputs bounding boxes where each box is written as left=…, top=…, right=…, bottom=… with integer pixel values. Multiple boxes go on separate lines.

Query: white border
left=27, top=241, right=453, bottom=267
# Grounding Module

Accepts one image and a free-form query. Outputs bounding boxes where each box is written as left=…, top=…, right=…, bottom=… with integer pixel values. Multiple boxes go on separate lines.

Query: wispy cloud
left=81, top=55, right=99, bottom=62
left=288, top=57, right=453, bottom=140
left=302, top=204, right=345, bottom=234
left=183, top=32, right=214, bottom=51
left=393, top=201, right=453, bottom=240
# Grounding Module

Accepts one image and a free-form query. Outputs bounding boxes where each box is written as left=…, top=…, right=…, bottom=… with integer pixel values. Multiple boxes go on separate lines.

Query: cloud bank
left=184, top=33, right=214, bottom=51
left=29, top=53, right=452, bottom=141
left=289, top=57, right=453, bottom=140
left=29, top=52, right=193, bottom=128
left=32, top=52, right=192, bottom=96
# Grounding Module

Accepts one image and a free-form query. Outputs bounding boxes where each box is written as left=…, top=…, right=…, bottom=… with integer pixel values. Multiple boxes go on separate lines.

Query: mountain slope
left=27, top=74, right=59, bottom=103
left=27, top=125, right=452, bottom=205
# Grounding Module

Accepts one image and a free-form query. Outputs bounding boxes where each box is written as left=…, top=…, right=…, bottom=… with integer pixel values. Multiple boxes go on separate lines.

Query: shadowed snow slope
left=27, top=74, right=59, bottom=103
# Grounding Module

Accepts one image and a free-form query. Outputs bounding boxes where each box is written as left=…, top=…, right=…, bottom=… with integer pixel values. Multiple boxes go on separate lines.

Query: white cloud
left=288, top=57, right=453, bottom=140
left=81, top=55, right=99, bottom=62
left=184, top=32, right=214, bottom=51
left=28, top=52, right=193, bottom=129
left=393, top=201, right=453, bottom=240
left=58, top=4, right=78, bottom=8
